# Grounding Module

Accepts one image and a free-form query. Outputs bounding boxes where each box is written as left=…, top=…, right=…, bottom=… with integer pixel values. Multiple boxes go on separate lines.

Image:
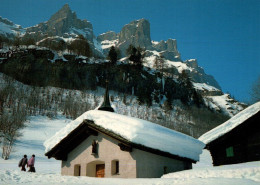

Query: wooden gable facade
left=206, top=111, right=260, bottom=166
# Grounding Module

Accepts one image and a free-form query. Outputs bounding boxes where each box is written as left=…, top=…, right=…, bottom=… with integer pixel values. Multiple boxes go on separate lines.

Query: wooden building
left=199, top=101, right=260, bottom=166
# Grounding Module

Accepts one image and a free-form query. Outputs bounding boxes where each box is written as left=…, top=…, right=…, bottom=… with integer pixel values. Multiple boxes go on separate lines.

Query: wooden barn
left=199, top=101, right=260, bottom=166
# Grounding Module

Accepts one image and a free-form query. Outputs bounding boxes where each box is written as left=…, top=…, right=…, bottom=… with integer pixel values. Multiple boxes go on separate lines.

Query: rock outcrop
left=25, top=4, right=104, bottom=57
left=26, top=4, right=94, bottom=41
left=185, top=59, right=222, bottom=90
left=117, top=19, right=152, bottom=55
left=98, top=19, right=181, bottom=60
left=152, top=39, right=181, bottom=61
left=97, top=31, right=118, bottom=42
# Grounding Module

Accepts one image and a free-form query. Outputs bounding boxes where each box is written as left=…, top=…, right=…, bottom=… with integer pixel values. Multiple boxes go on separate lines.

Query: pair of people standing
left=19, top=154, right=36, bottom=172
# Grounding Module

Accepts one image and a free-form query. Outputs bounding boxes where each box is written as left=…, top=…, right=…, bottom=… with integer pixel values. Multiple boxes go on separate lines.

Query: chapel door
left=96, top=164, right=105, bottom=178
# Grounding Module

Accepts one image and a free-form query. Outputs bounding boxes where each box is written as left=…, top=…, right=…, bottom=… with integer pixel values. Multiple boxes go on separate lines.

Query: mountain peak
left=25, top=3, right=93, bottom=42
left=58, top=4, right=71, bottom=14
left=49, top=4, right=73, bottom=22
left=61, top=3, right=70, bottom=11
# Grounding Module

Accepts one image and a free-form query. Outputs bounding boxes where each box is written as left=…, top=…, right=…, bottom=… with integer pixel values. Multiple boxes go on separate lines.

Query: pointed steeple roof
left=98, top=80, right=114, bottom=112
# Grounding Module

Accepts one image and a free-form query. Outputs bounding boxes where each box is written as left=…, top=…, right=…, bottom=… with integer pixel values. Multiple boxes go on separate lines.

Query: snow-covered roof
left=44, top=110, right=204, bottom=161
left=199, top=101, right=260, bottom=144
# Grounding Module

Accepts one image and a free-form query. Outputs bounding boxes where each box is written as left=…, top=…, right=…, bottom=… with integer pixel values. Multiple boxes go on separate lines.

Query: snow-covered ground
left=0, top=115, right=259, bottom=184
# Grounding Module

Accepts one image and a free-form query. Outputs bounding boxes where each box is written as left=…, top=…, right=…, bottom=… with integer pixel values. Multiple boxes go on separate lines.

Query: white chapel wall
left=61, top=132, right=191, bottom=178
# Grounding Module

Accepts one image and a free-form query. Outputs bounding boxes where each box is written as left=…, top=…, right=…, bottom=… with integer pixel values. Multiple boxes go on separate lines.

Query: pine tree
left=107, top=46, right=118, bottom=64
left=178, top=71, right=193, bottom=104
left=126, top=45, right=145, bottom=67
left=153, top=54, right=168, bottom=76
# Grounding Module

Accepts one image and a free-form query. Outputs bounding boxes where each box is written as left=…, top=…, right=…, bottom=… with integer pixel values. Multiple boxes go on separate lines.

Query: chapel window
left=111, top=160, right=119, bottom=175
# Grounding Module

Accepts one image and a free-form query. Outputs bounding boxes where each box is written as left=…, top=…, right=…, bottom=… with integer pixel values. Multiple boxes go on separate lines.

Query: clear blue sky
left=1, top=0, right=259, bottom=103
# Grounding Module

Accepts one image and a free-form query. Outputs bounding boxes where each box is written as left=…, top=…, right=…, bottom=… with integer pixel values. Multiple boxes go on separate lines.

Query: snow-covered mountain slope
left=0, top=17, right=24, bottom=37
left=192, top=82, right=246, bottom=116
left=131, top=50, right=245, bottom=116
left=204, top=94, right=246, bottom=116
left=0, top=5, right=246, bottom=117
left=193, top=82, right=221, bottom=92
left=141, top=50, right=222, bottom=89
left=0, top=6, right=226, bottom=92
left=100, top=39, right=119, bottom=50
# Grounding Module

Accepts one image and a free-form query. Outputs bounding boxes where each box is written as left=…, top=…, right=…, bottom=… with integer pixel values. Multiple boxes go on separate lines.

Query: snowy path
left=0, top=162, right=259, bottom=185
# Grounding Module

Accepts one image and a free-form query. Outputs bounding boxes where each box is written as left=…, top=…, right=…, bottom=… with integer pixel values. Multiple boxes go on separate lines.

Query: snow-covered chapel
left=44, top=84, right=204, bottom=178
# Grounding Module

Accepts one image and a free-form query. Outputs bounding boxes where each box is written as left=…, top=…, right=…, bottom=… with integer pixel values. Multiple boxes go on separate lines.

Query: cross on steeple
left=98, top=80, right=114, bottom=112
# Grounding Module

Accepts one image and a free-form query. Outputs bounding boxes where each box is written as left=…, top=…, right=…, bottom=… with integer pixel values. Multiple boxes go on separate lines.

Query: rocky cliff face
left=98, top=19, right=181, bottom=60
left=97, top=31, right=118, bottom=42
left=185, top=59, right=222, bottom=90
left=26, top=4, right=94, bottom=41
left=117, top=19, right=152, bottom=55
left=96, top=19, right=221, bottom=89
left=25, top=4, right=104, bottom=57
left=0, top=5, right=222, bottom=91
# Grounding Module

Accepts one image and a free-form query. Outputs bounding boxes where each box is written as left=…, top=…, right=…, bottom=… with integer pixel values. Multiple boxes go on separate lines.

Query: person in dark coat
left=27, top=154, right=36, bottom=172
left=18, top=155, right=28, bottom=171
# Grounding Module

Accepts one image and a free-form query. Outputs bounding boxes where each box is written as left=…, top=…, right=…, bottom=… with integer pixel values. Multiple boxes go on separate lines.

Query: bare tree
left=1, top=109, right=27, bottom=160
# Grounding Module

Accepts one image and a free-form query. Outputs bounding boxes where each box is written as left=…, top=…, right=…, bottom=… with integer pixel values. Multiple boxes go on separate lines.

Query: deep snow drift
left=0, top=115, right=259, bottom=184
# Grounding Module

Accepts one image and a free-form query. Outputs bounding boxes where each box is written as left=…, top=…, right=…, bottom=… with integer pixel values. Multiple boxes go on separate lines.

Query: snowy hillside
left=0, top=17, right=24, bottom=37
left=0, top=115, right=259, bottom=184
left=204, top=94, right=246, bottom=116
left=0, top=115, right=71, bottom=173
left=0, top=7, right=242, bottom=113
left=124, top=50, right=245, bottom=116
